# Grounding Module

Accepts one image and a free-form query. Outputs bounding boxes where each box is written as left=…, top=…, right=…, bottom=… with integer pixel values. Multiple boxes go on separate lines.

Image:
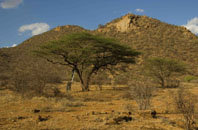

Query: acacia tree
left=145, top=57, right=186, bottom=88
left=37, top=32, right=140, bottom=91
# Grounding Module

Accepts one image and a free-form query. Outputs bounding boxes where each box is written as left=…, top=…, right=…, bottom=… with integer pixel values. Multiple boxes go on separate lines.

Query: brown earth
left=0, top=82, right=198, bottom=130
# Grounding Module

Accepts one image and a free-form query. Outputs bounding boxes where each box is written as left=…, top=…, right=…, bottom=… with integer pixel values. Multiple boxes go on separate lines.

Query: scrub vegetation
left=0, top=14, right=198, bottom=130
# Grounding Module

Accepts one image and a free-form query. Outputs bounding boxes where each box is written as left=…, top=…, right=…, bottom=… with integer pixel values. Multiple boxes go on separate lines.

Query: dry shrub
left=174, top=87, right=197, bottom=130
left=114, top=72, right=130, bottom=85
left=91, top=71, right=111, bottom=91
left=122, top=90, right=133, bottom=100
left=43, top=86, right=63, bottom=97
left=12, top=69, right=47, bottom=97
left=166, top=79, right=180, bottom=88
left=128, top=78, right=154, bottom=110
left=0, top=75, right=9, bottom=89
left=11, top=61, right=63, bottom=98
left=125, top=104, right=136, bottom=113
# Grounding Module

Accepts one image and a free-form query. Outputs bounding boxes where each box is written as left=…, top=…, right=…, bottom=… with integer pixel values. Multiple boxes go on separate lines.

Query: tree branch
left=46, top=58, right=70, bottom=66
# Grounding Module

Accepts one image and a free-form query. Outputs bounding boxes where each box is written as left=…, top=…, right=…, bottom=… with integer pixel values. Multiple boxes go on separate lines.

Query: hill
left=0, top=13, right=198, bottom=84
left=1, top=13, right=198, bottom=130
left=96, top=14, right=198, bottom=74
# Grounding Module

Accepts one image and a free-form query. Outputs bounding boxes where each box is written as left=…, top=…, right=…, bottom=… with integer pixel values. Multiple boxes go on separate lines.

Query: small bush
left=114, top=72, right=130, bottom=85
left=128, top=78, right=154, bottom=110
left=184, top=75, right=198, bottom=83
left=166, top=79, right=180, bottom=88
left=98, top=24, right=105, bottom=28
left=174, top=87, right=197, bottom=130
left=0, top=75, right=9, bottom=89
left=12, top=70, right=46, bottom=97
left=91, top=71, right=111, bottom=90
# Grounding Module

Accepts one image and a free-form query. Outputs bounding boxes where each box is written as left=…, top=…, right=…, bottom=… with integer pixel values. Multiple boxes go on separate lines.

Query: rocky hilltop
left=98, top=14, right=196, bottom=38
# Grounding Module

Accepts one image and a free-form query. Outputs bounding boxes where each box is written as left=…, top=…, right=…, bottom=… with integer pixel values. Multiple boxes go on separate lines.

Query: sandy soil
left=0, top=82, right=197, bottom=130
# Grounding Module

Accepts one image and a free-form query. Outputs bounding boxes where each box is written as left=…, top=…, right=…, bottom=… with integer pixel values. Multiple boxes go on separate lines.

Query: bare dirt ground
left=0, top=82, right=198, bottom=130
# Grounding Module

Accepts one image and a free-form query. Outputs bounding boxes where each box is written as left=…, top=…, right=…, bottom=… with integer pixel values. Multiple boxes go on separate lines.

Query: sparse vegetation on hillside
left=0, top=49, right=11, bottom=88
left=97, top=13, right=198, bottom=75
left=0, top=14, right=198, bottom=86
left=0, top=13, right=198, bottom=130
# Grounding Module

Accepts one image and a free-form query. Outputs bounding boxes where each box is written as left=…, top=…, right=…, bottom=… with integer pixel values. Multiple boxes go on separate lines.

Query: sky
left=0, top=0, right=198, bottom=48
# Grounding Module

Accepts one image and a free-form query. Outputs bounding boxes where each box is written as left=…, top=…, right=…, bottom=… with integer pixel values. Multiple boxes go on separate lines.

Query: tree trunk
left=75, top=68, right=95, bottom=92
left=66, top=69, right=75, bottom=91
left=159, top=76, right=165, bottom=88
left=85, top=80, right=90, bottom=91
left=161, top=79, right=165, bottom=88
left=82, top=84, right=89, bottom=91
left=81, top=72, right=93, bottom=91
left=74, top=69, right=85, bottom=91
left=82, top=76, right=91, bottom=91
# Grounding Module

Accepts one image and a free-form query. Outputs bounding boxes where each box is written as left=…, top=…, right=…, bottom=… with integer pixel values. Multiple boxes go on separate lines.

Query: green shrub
left=184, top=75, right=198, bottom=82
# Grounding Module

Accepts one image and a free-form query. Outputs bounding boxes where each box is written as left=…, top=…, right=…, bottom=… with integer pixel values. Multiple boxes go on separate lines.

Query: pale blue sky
left=0, top=0, right=198, bottom=48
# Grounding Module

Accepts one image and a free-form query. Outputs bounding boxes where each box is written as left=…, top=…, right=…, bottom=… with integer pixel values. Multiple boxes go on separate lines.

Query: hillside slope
left=96, top=14, right=198, bottom=74
left=1, top=13, right=198, bottom=81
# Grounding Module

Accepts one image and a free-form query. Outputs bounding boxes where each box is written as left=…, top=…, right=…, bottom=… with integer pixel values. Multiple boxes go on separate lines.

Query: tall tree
left=36, top=32, right=140, bottom=91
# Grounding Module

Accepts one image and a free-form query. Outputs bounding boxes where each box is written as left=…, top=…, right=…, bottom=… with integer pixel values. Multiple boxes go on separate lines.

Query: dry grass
left=0, top=82, right=198, bottom=130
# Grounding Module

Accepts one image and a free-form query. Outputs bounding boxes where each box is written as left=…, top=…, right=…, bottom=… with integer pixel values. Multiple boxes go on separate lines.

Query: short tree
left=145, top=57, right=186, bottom=88
left=36, top=32, right=140, bottom=91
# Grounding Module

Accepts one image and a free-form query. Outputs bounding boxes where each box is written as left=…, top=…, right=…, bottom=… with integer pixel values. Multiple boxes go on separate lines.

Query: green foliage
left=37, top=32, right=140, bottom=91
left=184, top=75, right=198, bottom=82
left=98, top=24, right=105, bottom=28
left=39, top=32, right=140, bottom=65
left=145, top=57, right=186, bottom=87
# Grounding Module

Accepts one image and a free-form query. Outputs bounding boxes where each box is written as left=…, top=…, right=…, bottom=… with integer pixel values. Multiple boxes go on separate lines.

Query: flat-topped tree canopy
left=145, top=57, right=187, bottom=88
left=36, top=32, right=140, bottom=91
